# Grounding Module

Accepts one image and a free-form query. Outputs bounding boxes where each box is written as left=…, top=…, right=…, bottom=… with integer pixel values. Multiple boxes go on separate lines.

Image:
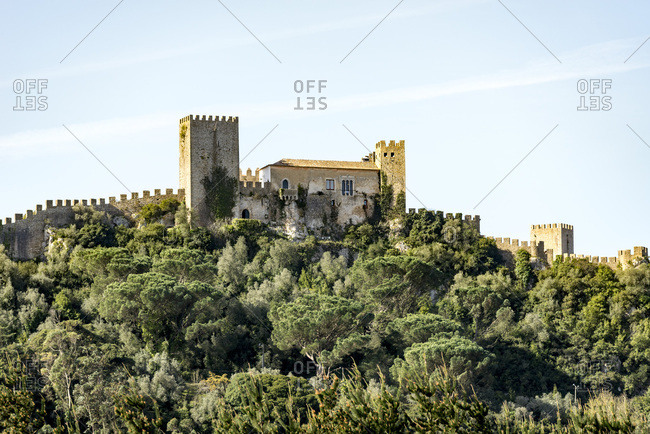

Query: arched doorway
left=281, top=179, right=289, bottom=189
left=241, top=209, right=250, bottom=219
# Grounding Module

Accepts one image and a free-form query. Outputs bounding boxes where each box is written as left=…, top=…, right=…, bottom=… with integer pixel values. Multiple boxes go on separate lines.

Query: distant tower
left=530, top=223, right=574, bottom=260
left=371, top=140, right=406, bottom=208
left=179, top=115, right=240, bottom=225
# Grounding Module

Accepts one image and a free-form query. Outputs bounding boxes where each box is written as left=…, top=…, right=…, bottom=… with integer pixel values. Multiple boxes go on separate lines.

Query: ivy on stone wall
left=394, top=191, right=406, bottom=216
left=202, top=166, right=237, bottom=220
left=379, top=173, right=406, bottom=221
left=379, top=173, right=394, bottom=220
left=297, top=184, right=307, bottom=216
left=140, top=198, right=180, bottom=224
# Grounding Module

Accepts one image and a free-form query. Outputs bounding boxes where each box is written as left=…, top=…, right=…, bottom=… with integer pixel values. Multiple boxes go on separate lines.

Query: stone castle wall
left=487, top=237, right=547, bottom=267
left=492, top=223, right=647, bottom=270
left=0, top=189, right=184, bottom=260
left=407, top=208, right=481, bottom=233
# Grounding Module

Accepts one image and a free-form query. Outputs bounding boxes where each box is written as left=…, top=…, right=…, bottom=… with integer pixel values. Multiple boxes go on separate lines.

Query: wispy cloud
left=1, top=0, right=484, bottom=87
left=2, top=37, right=647, bottom=158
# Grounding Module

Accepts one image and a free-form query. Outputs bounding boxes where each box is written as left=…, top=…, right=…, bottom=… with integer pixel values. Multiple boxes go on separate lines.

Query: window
left=281, top=179, right=289, bottom=189
left=341, top=179, right=354, bottom=196
left=391, top=152, right=394, bottom=157
left=363, top=199, right=367, bottom=208
left=383, top=153, right=387, bottom=157
left=330, top=200, right=335, bottom=206
left=325, top=179, right=335, bottom=190
left=241, top=209, right=250, bottom=219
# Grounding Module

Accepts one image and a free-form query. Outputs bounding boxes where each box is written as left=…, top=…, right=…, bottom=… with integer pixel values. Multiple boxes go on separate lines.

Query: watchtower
left=370, top=140, right=406, bottom=208
left=179, top=115, right=240, bottom=225
left=530, top=223, right=574, bottom=260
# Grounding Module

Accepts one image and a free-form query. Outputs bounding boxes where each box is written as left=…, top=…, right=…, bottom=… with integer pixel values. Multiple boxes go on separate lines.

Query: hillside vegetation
left=1, top=205, right=649, bottom=432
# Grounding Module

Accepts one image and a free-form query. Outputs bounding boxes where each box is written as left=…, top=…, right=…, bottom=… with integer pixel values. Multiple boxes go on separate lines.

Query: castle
left=178, top=114, right=406, bottom=232
left=489, top=224, right=648, bottom=270
left=0, top=114, right=646, bottom=269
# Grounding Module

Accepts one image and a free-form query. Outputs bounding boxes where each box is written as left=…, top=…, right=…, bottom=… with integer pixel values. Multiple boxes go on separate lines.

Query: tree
left=99, top=272, right=193, bottom=351
left=0, top=350, right=45, bottom=432
left=217, top=237, right=248, bottom=293
left=390, top=334, right=494, bottom=388
left=269, top=292, right=366, bottom=371
left=437, top=272, right=517, bottom=342
left=385, top=313, right=461, bottom=354
left=514, top=248, right=533, bottom=290
left=347, top=255, right=442, bottom=318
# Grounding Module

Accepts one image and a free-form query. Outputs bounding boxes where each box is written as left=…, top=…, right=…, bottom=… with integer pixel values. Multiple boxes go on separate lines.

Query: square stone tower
left=530, top=223, right=574, bottom=260
left=179, top=115, right=240, bottom=225
left=370, top=140, right=406, bottom=208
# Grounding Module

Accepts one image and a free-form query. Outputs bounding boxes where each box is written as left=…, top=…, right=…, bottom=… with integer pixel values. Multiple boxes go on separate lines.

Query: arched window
left=241, top=209, right=250, bottom=219
left=281, top=179, right=289, bottom=189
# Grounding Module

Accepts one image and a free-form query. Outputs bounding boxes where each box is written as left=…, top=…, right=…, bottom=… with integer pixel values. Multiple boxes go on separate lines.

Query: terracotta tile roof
left=263, top=158, right=378, bottom=171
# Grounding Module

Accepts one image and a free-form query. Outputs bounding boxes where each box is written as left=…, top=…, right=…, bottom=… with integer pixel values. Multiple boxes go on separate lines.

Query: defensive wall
left=407, top=208, right=481, bottom=233
left=490, top=223, right=647, bottom=270
left=487, top=237, right=549, bottom=267
left=0, top=189, right=184, bottom=260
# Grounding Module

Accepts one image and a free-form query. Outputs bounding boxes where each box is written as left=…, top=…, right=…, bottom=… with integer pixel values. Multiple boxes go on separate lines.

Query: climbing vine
left=201, top=166, right=238, bottom=220
left=297, top=184, right=307, bottom=216
left=179, top=124, right=187, bottom=141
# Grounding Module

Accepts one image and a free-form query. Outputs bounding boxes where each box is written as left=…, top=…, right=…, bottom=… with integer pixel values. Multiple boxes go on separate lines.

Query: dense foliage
left=1, top=205, right=649, bottom=432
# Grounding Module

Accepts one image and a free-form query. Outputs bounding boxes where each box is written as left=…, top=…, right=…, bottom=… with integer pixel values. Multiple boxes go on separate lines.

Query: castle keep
left=179, top=115, right=240, bottom=226
left=0, top=114, right=646, bottom=268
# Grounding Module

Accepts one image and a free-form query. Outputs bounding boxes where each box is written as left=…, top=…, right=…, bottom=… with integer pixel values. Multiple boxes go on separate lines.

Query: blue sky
left=1, top=0, right=649, bottom=256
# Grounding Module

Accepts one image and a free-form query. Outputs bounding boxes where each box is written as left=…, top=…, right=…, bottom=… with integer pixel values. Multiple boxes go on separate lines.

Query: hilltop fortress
left=177, top=114, right=406, bottom=231
left=0, top=114, right=647, bottom=269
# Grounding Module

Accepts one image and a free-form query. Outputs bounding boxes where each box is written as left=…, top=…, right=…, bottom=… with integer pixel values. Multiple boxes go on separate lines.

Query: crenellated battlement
left=239, top=180, right=272, bottom=191
left=179, top=114, right=239, bottom=124
left=0, top=188, right=185, bottom=230
left=493, top=220, right=648, bottom=271
left=407, top=208, right=480, bottom=233
left=488, top=237, right=527, bottom=248
left=375, top=140, right=405, bottom=150
left=555, top=247, right=648, bottom=270
left=240, top=167, right=261, bottom=183
left=531, top=223, right=573, bottom=230
left=407, top=208, right=480, bottom=224
left=488, top=235, right=546, bottom=265
left=561, top=254, right=618, bottom=266
left=0, top=188, right=187, bottom=260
